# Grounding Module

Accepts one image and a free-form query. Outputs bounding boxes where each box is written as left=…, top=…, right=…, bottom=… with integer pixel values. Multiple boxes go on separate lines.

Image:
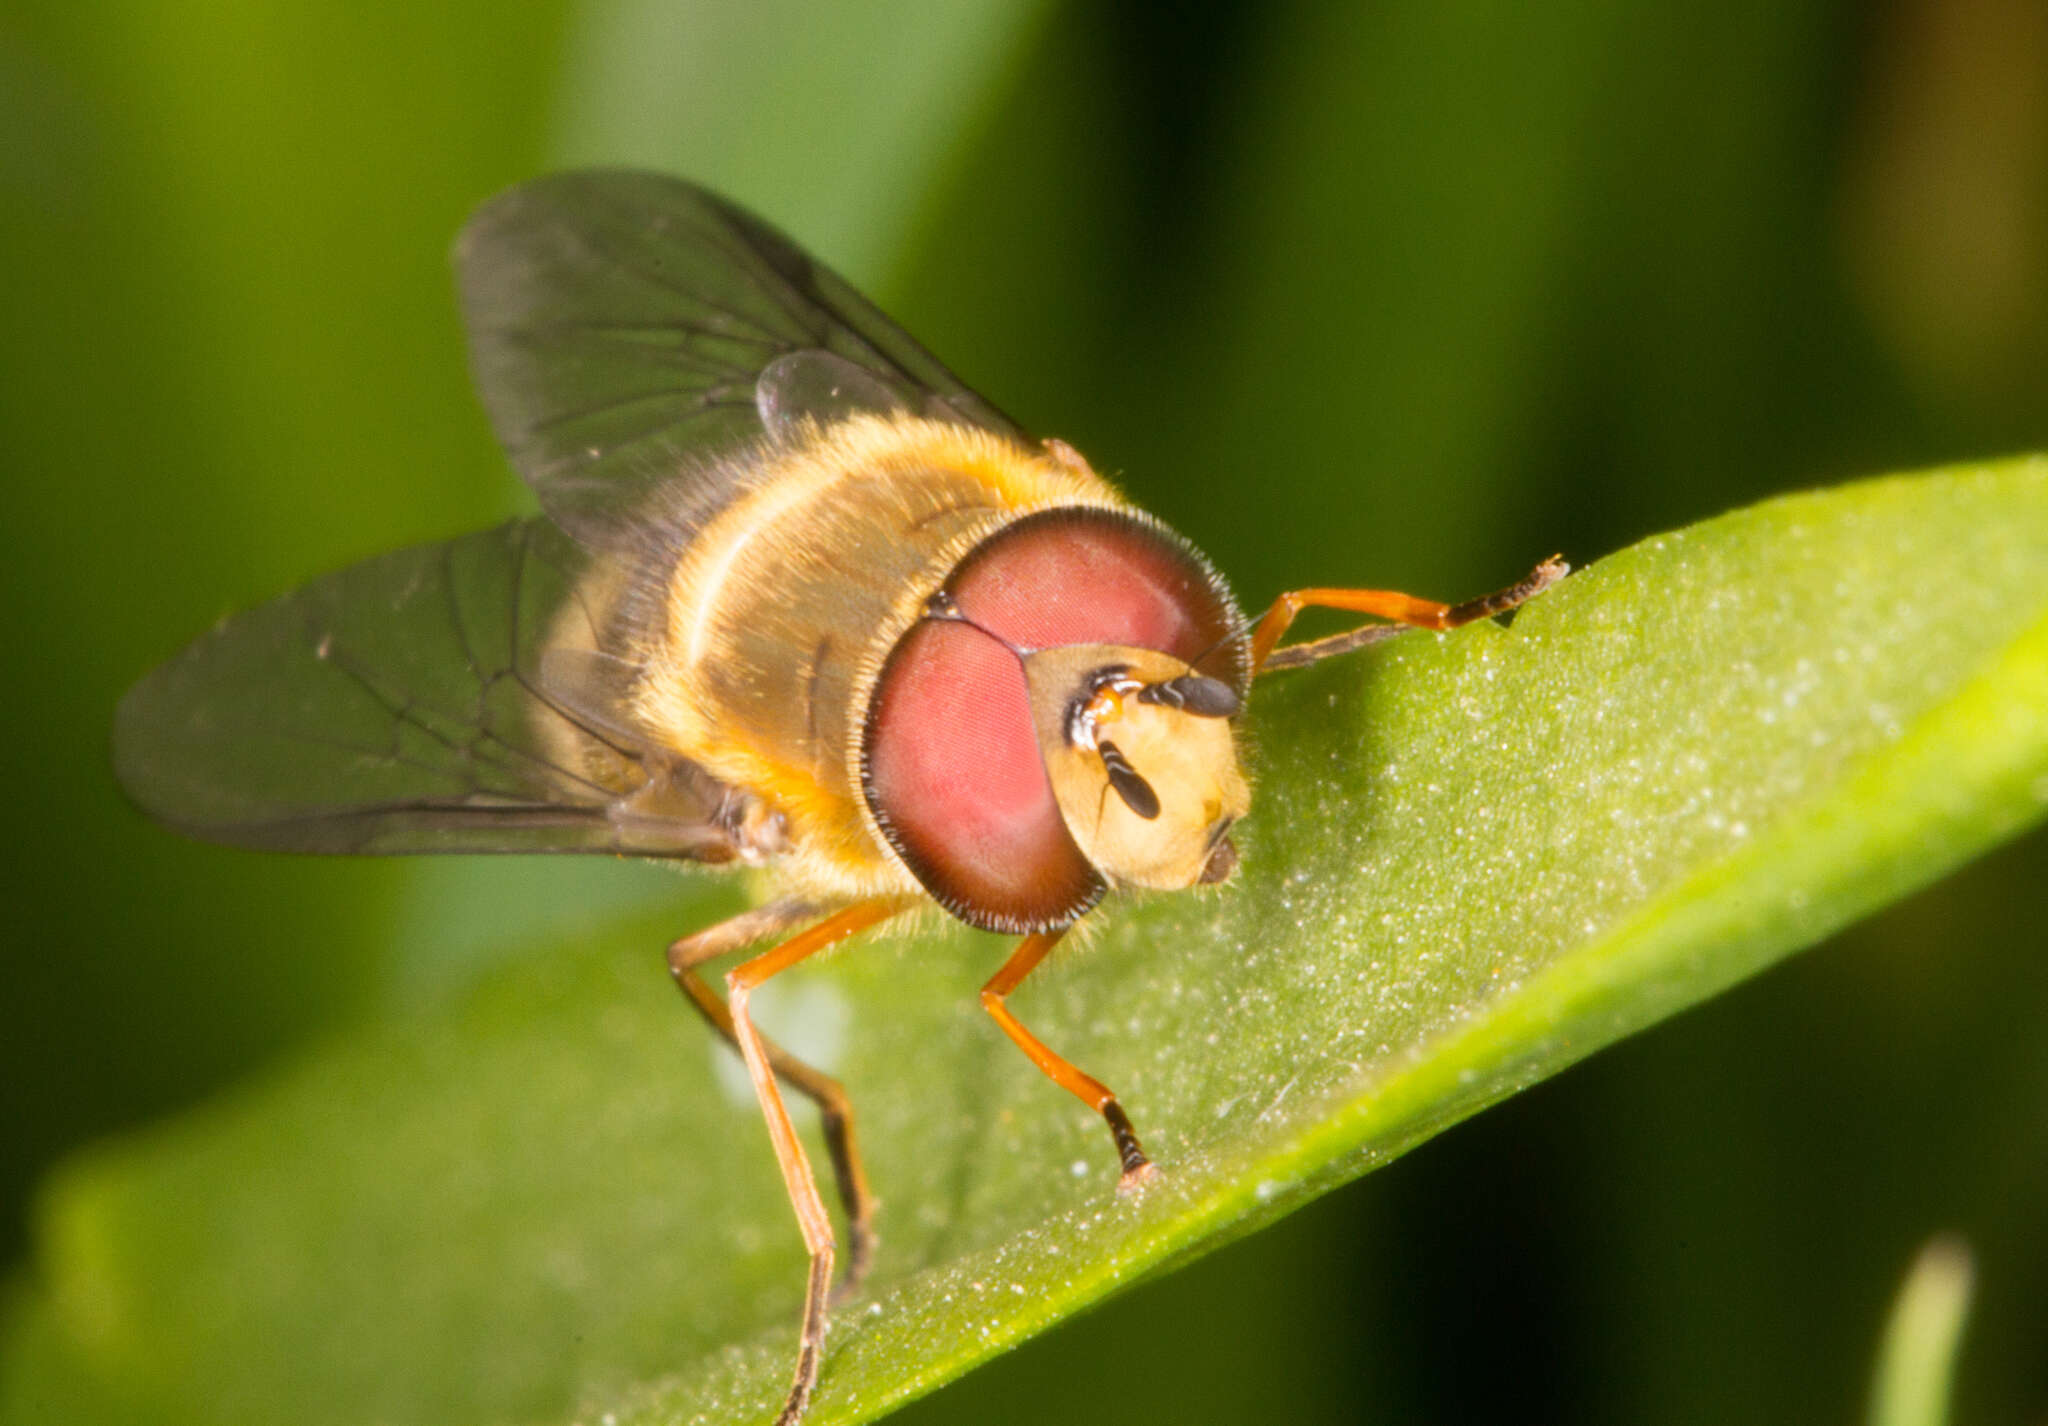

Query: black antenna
left=1098, top=740, right=1160, bottom=820
left=1137, top=674, right=1241, bottom=718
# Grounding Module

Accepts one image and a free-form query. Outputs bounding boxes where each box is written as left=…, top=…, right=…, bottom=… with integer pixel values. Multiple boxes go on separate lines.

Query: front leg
left=1250, top=555, right=1568, bottom=672
left=980, top=929, right=1156, bottom=1192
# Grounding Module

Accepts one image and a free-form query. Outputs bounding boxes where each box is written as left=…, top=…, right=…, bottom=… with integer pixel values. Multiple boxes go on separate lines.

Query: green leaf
left=8, top=455, right=2048, bottom=1426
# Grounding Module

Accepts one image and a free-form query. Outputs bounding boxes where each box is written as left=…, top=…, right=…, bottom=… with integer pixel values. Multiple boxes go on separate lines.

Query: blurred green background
left=4, top=1, right=2047, bottom=1422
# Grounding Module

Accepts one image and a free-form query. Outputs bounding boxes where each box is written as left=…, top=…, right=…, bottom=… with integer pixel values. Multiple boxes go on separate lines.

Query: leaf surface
left=8, top=457, right=2048, bottom=1426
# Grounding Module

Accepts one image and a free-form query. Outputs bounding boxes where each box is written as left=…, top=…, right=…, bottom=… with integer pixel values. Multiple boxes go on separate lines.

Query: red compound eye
left=862, top=506, right=1244, bottom=931
left=863, top=617, right=1098, bottom=932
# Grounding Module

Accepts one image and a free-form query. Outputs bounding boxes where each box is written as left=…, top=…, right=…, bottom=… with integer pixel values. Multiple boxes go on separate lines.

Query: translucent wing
left=456, top=169, right=1026, bottom=550
left=114, top=520, right=743, bottom=860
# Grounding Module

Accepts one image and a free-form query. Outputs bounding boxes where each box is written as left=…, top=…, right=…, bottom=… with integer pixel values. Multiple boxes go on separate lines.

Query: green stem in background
left=1868, top=1237, right=1975, bottom=1426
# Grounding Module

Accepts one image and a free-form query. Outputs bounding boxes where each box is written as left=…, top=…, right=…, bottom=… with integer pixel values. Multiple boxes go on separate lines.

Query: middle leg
left=669, top=897, right=881, bottom=1296
left=722, top=897, right=908, bottom=1426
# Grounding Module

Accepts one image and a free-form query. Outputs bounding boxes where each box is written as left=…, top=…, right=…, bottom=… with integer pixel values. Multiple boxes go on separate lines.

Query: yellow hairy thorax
left=629, top=410, right=1124, bottom=899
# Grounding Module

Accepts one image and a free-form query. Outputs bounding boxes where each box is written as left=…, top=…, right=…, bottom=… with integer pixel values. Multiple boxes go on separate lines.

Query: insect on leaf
left=28, top=455, right=2048, bottom=1426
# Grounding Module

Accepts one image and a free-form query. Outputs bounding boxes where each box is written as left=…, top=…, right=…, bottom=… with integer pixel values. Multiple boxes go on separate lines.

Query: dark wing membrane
left=114, top=520, right=738, bottom=860
left=455, top=168, right=1026, bottom=549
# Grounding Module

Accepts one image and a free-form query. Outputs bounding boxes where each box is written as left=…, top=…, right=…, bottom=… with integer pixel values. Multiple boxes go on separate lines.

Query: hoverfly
left=115, top=170, right=1564, bottom=1425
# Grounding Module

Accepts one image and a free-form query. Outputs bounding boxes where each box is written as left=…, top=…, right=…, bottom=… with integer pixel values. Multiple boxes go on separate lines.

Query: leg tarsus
left=773, top=1246, right=835, bottom=1426
left=1117, top=1159, right=1159, bottom=1195
left=1102, top=1097, right=1155, bottom=1191
left=1442, top=553, right=1569, bottom=626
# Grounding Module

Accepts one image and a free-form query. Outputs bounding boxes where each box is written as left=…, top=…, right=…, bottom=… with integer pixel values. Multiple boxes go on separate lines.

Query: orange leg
left=1250, top=555, right=1568, bottom=673
left=667, top=899, right=878, bottom=1300
left=981, top=930, right=1156, bottom=1192
left=719, top=897, right=908, bottom=1426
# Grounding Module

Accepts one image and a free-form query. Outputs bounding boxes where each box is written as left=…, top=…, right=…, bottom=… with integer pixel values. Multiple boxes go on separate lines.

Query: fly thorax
left=1024, top=644, right=1250, bottom=891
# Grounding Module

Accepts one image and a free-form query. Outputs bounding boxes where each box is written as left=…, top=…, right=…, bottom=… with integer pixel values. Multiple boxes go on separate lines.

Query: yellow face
left=1023, top=645, right=1251, bottom=890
